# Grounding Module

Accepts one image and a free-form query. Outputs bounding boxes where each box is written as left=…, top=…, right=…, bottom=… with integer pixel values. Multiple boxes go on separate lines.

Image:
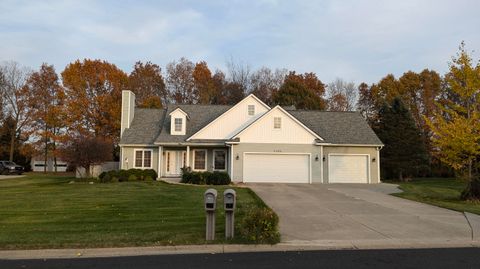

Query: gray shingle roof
left=120, top=105, right=382, bottom=146
left=120, top=108, right=165, bottom=144
left=288, top=110, right=383, bottom=145
left=154, top=105, right=232, bottom=144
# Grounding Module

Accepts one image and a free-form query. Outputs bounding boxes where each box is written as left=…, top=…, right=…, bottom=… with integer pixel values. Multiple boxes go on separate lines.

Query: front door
left=165, top=151, right=186, bottom=176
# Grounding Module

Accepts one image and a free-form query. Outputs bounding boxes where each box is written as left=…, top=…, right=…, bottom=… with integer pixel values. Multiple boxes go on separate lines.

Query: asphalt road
left=1, top=248, right=480, bottom=269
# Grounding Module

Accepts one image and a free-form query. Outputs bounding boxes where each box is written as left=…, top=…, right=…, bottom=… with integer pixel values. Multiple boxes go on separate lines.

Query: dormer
left=170, top=107, right=188, bottom=135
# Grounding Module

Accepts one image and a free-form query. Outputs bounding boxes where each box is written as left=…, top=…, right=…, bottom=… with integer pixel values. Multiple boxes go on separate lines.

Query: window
left=174, top=118, right=182, bottom=132
left=193, top=150, right=207, bottom=171
left=248, top=105, right=255, bottom=116
left=274, top=117, right=282, bottom=129
left=134, top=150, right=153, bottom=168
left=213, top=150, right=226, bottom=170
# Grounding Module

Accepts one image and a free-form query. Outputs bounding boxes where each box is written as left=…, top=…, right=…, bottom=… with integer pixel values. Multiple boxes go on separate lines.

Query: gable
left=187, top=95, right=270, bottom=140
left=234, top=106, right=320, bottom=144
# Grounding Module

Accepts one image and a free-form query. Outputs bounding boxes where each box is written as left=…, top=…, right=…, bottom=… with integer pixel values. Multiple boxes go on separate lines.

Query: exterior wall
left=322, top=146, right=380, bottom=183
left=120, top=146, right=159, bottom=173
left=189, top=96, right=269, bottom=140
left=236, top=108, right=317, bottom=144
left=231, top=143, right=322, bottom=183
left=76, top=162, right=119, bottom=178
left=120, top=91, right=135, bottom=137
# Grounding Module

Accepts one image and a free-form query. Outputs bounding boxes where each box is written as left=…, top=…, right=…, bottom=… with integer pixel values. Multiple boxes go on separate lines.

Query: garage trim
left=328, top=153, right=370, bottom=184
left=243, top=152, right=312, bottom=184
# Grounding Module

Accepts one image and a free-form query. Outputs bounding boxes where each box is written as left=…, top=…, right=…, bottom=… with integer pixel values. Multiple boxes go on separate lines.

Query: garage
left=328, top=154, right=369, bottom=183
left=243, top=153, right=310, bottom=183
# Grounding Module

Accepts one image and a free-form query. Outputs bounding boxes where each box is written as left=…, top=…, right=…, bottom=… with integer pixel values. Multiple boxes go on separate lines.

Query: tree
left=427, top=42, right=480, bottom=186
left=249, top=67, right=286, bottom=105
left=273, top=80, right=324, bottom=110
left=226, top=57, right=251, bottom=95
left=24, top=63, right=65, bottom=172
left=61, top=59, right=128, bottom=143
left=60, top=136, right=113, bottom=178
left=166, top=57, right=195, bottom=104
left=327, top=78, right=357, bottom=111
left=211, top=70, right=228, bottom=104
left=375, top=97, right=429, bottom=181
left=193, top=61, right=216, bottom=104
left=357, top=82, right=377, bottom=123
left=128, top=61, right=166, bottom=108
left=283, top=71, right=327, bottom=109
left=0, top=61, right=32, bottom=161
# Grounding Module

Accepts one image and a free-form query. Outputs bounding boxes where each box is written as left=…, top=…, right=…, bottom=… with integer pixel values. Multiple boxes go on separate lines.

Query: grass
left=391, top=178, right=480, bottom=215
left=0, top=173, right=268, bottom=250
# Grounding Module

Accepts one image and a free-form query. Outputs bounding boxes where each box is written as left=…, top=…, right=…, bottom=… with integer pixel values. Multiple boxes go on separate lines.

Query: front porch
left=158, top=145, right=231, bottom=179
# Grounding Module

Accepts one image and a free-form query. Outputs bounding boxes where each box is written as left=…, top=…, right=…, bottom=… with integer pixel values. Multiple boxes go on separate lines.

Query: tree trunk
left=468, top=159, right=472, bottom=181
left=398, top=170, right=404, bottom=182
left=44, top=129, right=48, bottom=173
left=8, top=122, right=17, bottom=162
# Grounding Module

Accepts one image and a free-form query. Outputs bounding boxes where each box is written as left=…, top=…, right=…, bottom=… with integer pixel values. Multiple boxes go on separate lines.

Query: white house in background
left=31, top=156, right=68, bottom=172
left=118, top=90, right=384, bottom=183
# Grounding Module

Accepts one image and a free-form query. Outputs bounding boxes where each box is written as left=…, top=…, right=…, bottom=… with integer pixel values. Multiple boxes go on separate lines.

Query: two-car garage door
left=243, top=153, right=369, bottom=183
left=243, top=153, right=310, bottom=183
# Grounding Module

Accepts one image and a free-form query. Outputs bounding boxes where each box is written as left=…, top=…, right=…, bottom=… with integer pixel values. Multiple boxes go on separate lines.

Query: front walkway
left=248, top=183, right=480, bottom=246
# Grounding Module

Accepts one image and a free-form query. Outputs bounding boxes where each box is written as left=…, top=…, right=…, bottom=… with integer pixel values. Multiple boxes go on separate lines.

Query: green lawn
left=0, top=173, right=267, bottom=250
left=392, top=178, right=480, bottom=215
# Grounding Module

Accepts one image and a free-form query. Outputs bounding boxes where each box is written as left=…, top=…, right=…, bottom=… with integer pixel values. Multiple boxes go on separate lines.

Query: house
left=119, top=90, right=383, bottom=183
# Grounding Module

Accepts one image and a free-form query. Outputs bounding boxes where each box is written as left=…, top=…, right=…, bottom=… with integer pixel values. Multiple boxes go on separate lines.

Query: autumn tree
left=0, top=61, right=32, bottom=161
left=226, top=57, right=251, bottom=95
left=249, top=67, right=286, bottom=105
left=61, top=59, right=128, bottom=144
left=427, top=43, right=480, bottom=191
left=283, top=71, right=327, bottom=109
left=166, top=57, right=195, bottom=104
left=357, top=82, right=377, bottom=123
left=193, top=61, right=216, bottom=104
left=24, top=63, right=65, bottom=172
left=273, top=80, right=324, bottom=110
left=375, top=97, right=429, bottom=181
left=128, top=61, right=166, bottom=108
left=327, top=78, right=357, bottom=111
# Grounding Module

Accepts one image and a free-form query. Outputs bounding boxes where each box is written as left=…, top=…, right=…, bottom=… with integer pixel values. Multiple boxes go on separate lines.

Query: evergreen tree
left=375, top=97, right=429, bottom=181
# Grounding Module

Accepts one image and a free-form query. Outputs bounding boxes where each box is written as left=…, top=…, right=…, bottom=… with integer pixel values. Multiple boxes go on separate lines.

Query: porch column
left=158, top=146, right=163, bottom=180
left=186, top=146, right=190, bottom=168
left=320, top=145, right=324, bottom=183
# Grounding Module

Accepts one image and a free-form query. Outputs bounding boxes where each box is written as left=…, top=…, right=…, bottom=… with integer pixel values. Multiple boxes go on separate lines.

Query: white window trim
left=213, top=149, right=227, bottom=171
left=193, top=149, right=207, bottom=171
left=133, top=149, right=153, bottom=169
left=174, top=118, right=183, bottom=132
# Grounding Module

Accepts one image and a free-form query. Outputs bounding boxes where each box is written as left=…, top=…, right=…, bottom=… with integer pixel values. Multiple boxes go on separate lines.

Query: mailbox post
left=223, top=189, right=236, bottom=239
left=204, top=189, right=217, bottom=241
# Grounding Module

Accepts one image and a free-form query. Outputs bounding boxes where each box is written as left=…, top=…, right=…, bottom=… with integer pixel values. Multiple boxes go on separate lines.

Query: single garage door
left=243, top=153, right=310, bottom=183
left=328, top=155, right=369, bottom=183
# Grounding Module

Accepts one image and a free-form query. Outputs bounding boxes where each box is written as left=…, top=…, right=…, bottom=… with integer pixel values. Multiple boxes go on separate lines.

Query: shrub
left=97, top=169, right=158, bottom=183
left=461, top=175, right=480, bottom=201
left=239, top=207, right=281, bottom=244
left=181, top=170, right=231, bottom=185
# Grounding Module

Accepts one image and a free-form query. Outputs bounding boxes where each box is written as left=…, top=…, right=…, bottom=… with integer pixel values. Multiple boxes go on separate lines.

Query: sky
left=0, top=0, right=479, bottom=84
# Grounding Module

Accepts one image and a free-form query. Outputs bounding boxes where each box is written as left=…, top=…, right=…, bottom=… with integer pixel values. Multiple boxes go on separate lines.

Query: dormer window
left=169, top=108, right=188, bottom=135
left=248, top=105, right=255, bottom=116
left=174, top=118, right=183, bottom=132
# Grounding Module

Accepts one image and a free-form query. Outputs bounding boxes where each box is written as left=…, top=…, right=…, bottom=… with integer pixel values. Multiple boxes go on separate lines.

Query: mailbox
left=204, top=189, right=218, bottom=211
left=223, top=189, right=236, bottom=211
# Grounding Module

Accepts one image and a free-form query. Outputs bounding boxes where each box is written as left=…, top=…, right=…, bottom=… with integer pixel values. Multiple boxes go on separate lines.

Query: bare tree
left=249, top=67, right=287, bottom=104
left=226, top=57, right=251, bottom=95
left=326, top=78, right=357, bottom=111
left=0, top=62, right=32, bottom=161
left=166, top=57, right=195, bottom=104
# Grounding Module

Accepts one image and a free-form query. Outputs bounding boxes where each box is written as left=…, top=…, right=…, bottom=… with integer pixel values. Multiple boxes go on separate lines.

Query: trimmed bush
left=239, top=207, right=281, bottom=244
left=98, top=169, right=158, bottom=183
left=181, top=170, right=231, bottom=185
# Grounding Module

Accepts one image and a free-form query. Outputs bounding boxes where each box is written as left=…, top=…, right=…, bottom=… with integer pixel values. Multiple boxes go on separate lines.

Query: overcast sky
left=1, top=0, right=479, bottom=84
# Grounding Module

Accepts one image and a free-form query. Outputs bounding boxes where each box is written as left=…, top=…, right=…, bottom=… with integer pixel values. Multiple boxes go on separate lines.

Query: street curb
left=1, top=240, right=480, bottom=260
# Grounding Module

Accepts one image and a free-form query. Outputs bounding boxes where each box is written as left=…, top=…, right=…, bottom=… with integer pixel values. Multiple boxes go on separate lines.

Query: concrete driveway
left=248, top=183, right=480, bottom=248
left=0, top=175, right=24, bottom=180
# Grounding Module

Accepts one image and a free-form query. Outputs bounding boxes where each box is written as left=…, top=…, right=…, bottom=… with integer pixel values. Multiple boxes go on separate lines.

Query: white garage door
left=244, top=153, right=310, bottom=183
left=328, top=155, right=369, bottom=183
